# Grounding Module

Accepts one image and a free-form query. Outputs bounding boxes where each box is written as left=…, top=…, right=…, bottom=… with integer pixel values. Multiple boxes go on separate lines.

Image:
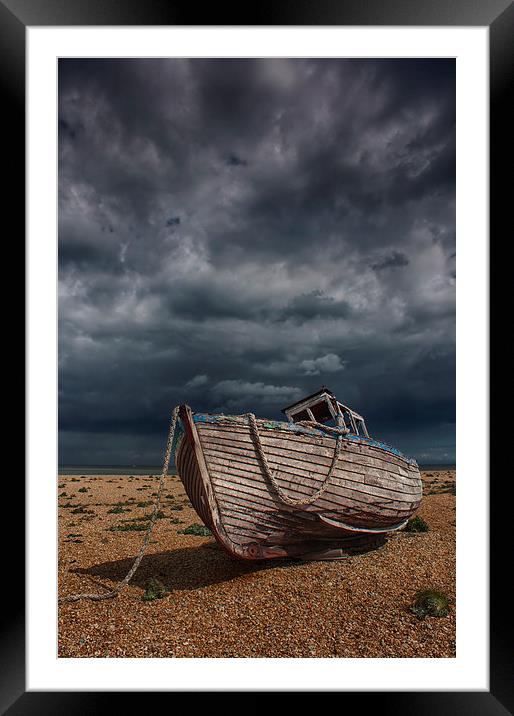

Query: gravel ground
left=58, top=470, right=456, bottom=658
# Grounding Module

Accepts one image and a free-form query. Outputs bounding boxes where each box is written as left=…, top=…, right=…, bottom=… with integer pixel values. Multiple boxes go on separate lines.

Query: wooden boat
left=174, top=388, right=422, bottom=560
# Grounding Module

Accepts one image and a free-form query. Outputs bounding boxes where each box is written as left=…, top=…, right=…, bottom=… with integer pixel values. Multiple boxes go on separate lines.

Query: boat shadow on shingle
left=71, top=544, right=309, bottom=593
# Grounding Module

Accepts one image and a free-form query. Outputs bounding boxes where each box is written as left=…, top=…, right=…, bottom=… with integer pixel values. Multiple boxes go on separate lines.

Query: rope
left=59, top=406, right=180, bottom=603
left=246, top=412, right=344, bottom=506
left=293, top=419, right=350, bottom=437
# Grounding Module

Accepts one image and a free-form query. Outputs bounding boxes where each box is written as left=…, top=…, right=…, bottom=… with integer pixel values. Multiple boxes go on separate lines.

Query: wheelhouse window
left=291, top=409, right=310, bottom=422
left=354, top=417, right=369, bottom=438
left=308, top=400, right=333, bottom=424
left=341, top=409, right=356, bottom=432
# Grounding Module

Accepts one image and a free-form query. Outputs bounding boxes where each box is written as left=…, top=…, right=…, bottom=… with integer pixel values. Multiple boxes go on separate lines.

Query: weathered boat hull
left=175, top=405, right=422, bottom=561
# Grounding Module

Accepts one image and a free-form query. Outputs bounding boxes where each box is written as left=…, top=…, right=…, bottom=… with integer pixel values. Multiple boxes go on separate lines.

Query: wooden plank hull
left=175, top=406, right=422, bottom=561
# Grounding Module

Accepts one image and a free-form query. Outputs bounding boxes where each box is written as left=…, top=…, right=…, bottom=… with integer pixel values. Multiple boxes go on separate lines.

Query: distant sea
left=59, top=465, right=166, bottom=476
left=419, top=464, right=456, bottom=471
left=59, top=462, right=455, bottom=475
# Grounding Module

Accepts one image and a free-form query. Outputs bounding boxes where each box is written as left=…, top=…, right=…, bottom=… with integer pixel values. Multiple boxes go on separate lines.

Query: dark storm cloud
left=226, top=155, right=248, bottom=167
left=277, top=290, right=353, bottom=324
left=58, top=58, right=455, bottom=465
left=372, top=251, right=409, bottom=271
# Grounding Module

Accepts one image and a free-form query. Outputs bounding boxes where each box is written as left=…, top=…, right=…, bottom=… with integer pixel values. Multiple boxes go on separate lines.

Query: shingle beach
left=58, top=470, right=455, bottom=658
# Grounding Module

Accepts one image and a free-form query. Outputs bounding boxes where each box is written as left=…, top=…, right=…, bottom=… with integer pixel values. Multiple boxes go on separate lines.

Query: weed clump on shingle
left=178, top=524, right=212, bottom=536
left=71, top=506, right=95, bottom=515
left=142, top=577, right=168, bottom=602
left=121, top=511, right=166, bottom=522
left=405, top=516, right=429, bottom=533
left=409, top=589, right=450, bottom=620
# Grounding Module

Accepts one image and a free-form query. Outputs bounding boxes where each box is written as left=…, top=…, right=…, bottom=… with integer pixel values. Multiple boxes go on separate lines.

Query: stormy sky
left=58, top=58, right=455, bottom=466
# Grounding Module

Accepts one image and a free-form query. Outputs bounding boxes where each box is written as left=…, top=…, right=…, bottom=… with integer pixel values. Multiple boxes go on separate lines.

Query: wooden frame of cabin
left=282, top=388, right=370, bottom=438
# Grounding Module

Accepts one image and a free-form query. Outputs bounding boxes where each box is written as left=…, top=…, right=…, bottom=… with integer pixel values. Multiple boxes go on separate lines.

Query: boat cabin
left=281, top=387, right=370, bottom=438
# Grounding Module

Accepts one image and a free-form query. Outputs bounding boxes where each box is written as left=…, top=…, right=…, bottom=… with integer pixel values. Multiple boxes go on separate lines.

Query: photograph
left=57, top=57, right=457, bottom=659
left=9, top=0, right=507, bottom=705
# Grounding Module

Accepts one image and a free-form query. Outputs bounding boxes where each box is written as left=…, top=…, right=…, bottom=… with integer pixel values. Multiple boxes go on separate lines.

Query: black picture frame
left=7, top=0, right=511, bottom=712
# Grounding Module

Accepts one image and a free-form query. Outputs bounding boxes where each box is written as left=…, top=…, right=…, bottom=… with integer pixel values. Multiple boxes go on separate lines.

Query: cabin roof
left=281, top=386, right=335, bottom=414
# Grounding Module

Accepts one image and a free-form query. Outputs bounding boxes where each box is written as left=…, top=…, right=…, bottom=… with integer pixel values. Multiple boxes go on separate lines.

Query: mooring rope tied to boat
left=246, top=412, right=344, bottom=507
left=61, top=408, right=346, bottom=602
left=59, top=406, right=180, bottom=603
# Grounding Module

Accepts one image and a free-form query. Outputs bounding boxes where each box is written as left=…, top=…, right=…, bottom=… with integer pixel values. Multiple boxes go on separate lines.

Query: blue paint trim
left=191, top=413, right=417, bottom=465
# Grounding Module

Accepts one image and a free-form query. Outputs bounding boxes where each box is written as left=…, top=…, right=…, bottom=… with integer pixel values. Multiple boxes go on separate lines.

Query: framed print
left=7, top=0, right=511, bottom=711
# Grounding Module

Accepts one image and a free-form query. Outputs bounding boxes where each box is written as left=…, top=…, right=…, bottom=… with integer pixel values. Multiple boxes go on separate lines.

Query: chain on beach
left=59, top=408, right=349, bottom=603
left=58, top=406, right=179, bottom=603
